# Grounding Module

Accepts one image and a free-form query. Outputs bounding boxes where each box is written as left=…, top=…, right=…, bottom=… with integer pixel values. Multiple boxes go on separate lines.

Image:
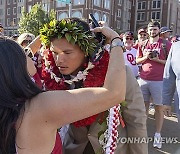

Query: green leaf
left=18, top=4, right=55, bottom=36
left=70, top=38, right=76, bottom=45
left=98, top=130, right=105, bottom=139
left=65, top=33, right=72, bottom=42
left=121, top=100, right=127, bottom=107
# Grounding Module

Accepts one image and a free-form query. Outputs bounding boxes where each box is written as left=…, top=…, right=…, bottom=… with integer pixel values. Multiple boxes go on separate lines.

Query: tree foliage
left=18, top=4, right=56, bottom=36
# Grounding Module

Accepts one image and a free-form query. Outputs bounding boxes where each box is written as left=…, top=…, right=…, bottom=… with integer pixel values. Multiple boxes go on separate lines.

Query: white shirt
left=123, top=47, right=139, bottom=77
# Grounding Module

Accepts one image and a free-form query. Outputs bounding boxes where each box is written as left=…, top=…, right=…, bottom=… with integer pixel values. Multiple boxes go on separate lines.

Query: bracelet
left=111, top=37, right=121, bottom=44
left=110, top=37, right=124, bottom=52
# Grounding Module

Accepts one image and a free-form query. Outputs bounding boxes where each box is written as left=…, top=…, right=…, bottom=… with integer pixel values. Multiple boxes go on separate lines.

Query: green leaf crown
left=40, top=19, right=98, bottom=56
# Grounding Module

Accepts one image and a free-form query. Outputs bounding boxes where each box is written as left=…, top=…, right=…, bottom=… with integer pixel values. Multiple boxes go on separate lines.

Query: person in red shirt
left=136, top=21, right=171, bottom=149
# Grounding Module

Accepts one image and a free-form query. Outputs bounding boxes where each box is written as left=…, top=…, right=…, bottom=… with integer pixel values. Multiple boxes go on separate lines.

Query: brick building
left=131, top=0, right=180, bottom=35
left=0, top=0, right=179, bottom=36
left=0, top=0, right=133, bottom=36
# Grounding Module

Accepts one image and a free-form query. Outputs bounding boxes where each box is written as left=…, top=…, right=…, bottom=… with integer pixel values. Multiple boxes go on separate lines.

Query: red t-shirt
left=137, top=38, right=171, bottom=81
left=52, top=133, right=63, bottom=154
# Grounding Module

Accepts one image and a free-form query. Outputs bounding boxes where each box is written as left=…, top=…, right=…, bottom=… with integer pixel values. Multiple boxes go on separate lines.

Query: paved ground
left=147, top=109, right=180, bottom=154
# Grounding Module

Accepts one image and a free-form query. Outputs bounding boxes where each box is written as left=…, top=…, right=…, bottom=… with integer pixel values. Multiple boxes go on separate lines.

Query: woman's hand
left=91, top=27, right=119, bottom=41
left=27, top=35, right=41, bottom=54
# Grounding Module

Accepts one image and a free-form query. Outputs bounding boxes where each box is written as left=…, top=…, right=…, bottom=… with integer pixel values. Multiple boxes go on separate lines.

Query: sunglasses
left=126, top=37, right=133, bottom=40
left=22, top=40, right=32, bottom=44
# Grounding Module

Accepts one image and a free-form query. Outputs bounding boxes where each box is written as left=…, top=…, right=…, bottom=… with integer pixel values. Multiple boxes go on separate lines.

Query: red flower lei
left=35, top=49, right=109, bottom=127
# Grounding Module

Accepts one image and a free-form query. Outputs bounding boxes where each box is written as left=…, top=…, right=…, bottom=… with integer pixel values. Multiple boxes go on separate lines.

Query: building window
left=128, top=23, right=130, bottom=30
left=42, top=3, right=49, bottom=12
left=0, top=9, right=3, bottom=15
left=17, top=6, right=23, bottom=14
left=129, top=1, right=131, bottom=9
left=9, top=31, right=13, bottom=36
left=104, top=0, right=110, bottom=9
left=18, top=0, right=24, bottom=2
left=137, top=1, right=146, bottom=10
left=7, top=18, right=11, bottom=26
left=73, top=0, right=84, bottom=5
left=137, top=12, right=145, bottom=21
left=13, top=0, right=17, bottom=4
left=117, top=20, right=121, bottom=29
left=152, top=0, right=161, bottom=9
left=58, top=12, right=68, bottom=20
left=56, top=1, right=66, bottom=7
left=13, top=18, right=16, bottom=26
left=13, top=7, right=16, bottom=15
left=94, top=0, right=101, bottom=6
left=151, top=11, right=160, bottom=20
left=118, top=0, right=122, bottom=6
left=72, top=11, right=82, bottom=18
left=94, top=12, right=100, bottom=21
left=17, top=18, right=20, bottom=23
left=128, top=12, right=131, bottom=20
left=7, top=8, right=10, bottom=15
left=117, top=9, right=121, bottom=17
left=28, top=5, right=32, bottom=12
left=7, top=0, right=10, bottom=5
left=0, top=19, right=3, bottom=25
left=0, top=0, right=3, bottom=5
left=102, top=14, right=107, bottom=22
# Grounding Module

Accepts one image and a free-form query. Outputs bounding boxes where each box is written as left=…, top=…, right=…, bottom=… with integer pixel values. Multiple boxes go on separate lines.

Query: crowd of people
left=121, top=21, right=180, bottom=149
left=0, top=18, right=179, bottom=154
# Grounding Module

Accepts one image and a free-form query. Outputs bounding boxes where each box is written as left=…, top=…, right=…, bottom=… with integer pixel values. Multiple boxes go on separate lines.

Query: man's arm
left=27, top=35, right=41, bottom=54
left=162, top=46, right=176, bottom=107
left=119, top=66, right=148, bottom=154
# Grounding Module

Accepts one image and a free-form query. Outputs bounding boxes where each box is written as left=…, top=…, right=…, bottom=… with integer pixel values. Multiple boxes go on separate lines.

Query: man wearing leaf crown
left=27, top=18, right=148, bottom=154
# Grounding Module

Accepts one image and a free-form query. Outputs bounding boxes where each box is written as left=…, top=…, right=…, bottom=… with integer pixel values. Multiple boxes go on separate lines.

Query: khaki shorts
left=138, top=78, right=163, bottom=105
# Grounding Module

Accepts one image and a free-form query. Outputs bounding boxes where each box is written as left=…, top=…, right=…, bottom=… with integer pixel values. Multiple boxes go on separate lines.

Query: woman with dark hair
left=0, top=25, right=126, bottom=153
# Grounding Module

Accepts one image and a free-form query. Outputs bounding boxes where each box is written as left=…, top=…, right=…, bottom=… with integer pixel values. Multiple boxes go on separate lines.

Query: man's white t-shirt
left=123, top=47, right=139, bottom=77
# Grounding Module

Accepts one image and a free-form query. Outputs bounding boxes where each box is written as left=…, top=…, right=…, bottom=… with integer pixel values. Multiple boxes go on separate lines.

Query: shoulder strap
left=161, top=39, right=168, bottom=60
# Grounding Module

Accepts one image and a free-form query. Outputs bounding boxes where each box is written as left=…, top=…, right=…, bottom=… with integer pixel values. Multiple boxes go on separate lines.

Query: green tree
left=18, top=4, right=56, bottom=36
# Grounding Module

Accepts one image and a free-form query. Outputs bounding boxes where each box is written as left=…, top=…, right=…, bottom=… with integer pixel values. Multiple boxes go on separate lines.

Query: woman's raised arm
left=31, top=27, right=126, bottom=129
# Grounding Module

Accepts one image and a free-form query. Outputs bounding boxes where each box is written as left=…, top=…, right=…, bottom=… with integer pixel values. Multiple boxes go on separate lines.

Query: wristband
left=110, top=37, right=124, bottom=51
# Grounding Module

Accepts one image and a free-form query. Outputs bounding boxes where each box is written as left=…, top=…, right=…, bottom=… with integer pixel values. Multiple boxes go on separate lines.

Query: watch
left=110, top=37, right=124, bottom=51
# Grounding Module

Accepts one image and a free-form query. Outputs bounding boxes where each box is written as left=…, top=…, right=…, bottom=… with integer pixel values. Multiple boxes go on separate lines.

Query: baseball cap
left=124, top=31, right=134, bottom=38
left=138, top=28, right=147, bottom=34
left=160, top=27, right=172, bottom=34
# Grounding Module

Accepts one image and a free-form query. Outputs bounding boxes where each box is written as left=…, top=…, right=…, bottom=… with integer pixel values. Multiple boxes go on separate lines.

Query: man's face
left=51, top=38, right=85, bottom=75
left=123, top=36, right=134, bottom=47
left=147, top=26, right=160, bottom=38
left=138, top=32, right=148, bottom=41
left=162, top=32, right=171, bottom=39
left=21, top=36, right=32, bottom=48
